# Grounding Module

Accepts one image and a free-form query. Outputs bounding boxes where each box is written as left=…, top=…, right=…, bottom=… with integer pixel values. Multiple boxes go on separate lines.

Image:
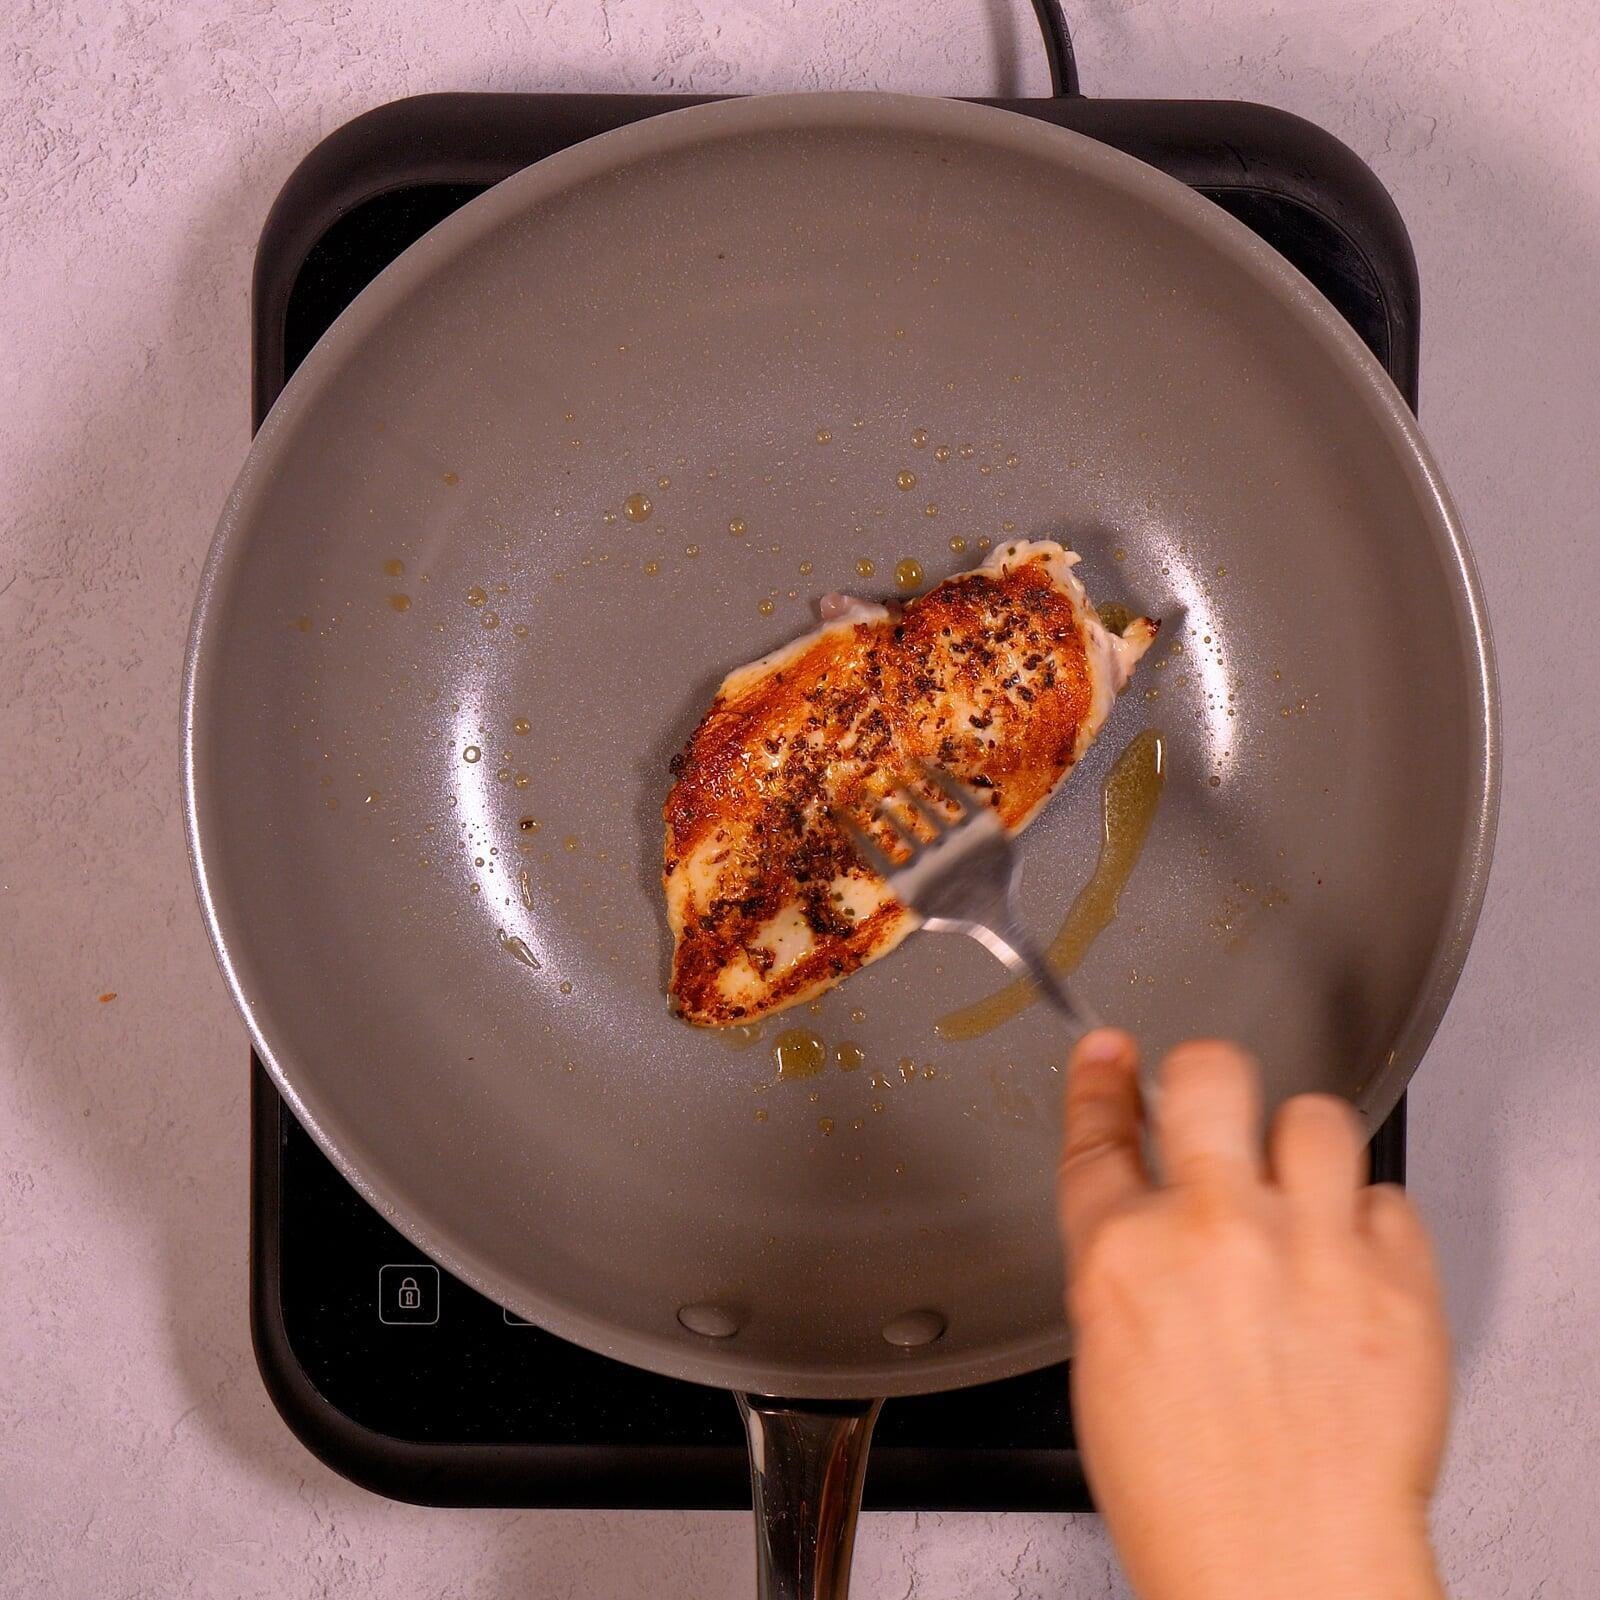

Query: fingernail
left=1075, top=1027, right=1129, bottom=1065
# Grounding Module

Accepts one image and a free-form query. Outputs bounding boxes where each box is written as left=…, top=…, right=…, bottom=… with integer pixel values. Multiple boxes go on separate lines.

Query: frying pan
left=184, top=93, right=1496, bottom=1594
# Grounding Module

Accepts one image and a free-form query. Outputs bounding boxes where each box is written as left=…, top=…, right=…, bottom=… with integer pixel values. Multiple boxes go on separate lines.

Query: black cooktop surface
left=250, top=90, right=1414, bottom=1511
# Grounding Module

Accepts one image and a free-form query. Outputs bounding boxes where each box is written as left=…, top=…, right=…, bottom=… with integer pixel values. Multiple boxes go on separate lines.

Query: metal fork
left=836, top=767, right=1098, bottom=1037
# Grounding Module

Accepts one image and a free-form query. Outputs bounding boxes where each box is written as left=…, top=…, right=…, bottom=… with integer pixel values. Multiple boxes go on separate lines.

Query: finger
left=1361, top=1183, right=1443, bottom=1294
left=1155, top=1039, right=1264, bottom=1190
left=1058, top=1028, right=1150, bottom=1261
left=1269, top=1094, right=1366, bottom=1224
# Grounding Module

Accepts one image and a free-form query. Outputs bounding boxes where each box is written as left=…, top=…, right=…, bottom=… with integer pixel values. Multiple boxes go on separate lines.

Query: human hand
left=1058, top=1030, right=1451, bottom=1600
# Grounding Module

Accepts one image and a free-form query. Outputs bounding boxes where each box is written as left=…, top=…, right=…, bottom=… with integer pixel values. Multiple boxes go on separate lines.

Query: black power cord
left=1029, top=0, right=1080, bottom=96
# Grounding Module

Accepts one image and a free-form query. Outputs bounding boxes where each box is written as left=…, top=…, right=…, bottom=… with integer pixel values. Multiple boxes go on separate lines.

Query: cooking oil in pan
left=936, top=728, right=1166, bottom=1041
left=499, top=932, right=540, bottom=970
left=772, top=1028, right=827, bottom=1080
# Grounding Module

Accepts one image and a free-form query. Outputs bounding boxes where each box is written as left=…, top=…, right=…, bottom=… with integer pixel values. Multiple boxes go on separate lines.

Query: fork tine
left=898, top=783, right=950, bottom=836
left=917, top=761, right=977, bottom=817
left=874, top=796, right=922, bottom=853
left=832, top=808, right=898, bottom=881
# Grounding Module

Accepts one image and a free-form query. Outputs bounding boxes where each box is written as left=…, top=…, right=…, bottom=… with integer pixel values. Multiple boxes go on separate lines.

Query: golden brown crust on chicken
left=664, top=541, right=1155, bottom=1026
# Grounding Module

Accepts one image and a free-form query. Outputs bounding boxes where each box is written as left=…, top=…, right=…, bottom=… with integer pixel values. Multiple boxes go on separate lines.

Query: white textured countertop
left=3, top=2, right=1597, bottom=1594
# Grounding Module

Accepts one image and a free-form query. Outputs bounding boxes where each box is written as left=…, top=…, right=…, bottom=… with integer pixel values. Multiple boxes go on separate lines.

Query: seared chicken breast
left=664, top=541, right=1156, bottom=1026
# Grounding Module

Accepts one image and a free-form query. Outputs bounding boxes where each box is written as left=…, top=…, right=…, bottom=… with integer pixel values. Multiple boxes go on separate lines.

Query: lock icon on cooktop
left=379, top=1263, right=440, bottom=1324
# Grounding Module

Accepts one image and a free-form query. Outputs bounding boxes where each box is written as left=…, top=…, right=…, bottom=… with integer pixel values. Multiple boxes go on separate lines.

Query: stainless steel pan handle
left=737, top=1396, right=884, bottom=1600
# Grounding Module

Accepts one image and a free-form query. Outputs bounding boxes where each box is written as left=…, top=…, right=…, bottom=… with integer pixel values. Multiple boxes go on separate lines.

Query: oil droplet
left=894, top=1160, right=907, bottom=1177
left=729, top=518, right=747, bottom=537
left=602, top=510, right=617, bottom=525
left=819, top=1117, right=836, bottom=1136
left=834, top=1042, right=865, bottom=1073
left=388, top=594, right=411, bottom=612
left=500, top=932, right=540, bottom=969
left=850, top=1007, right=867, bottom=1025
left=1216, top=567, right=1228, bottom=578
left=623, top=493, right=653, bottom=523
left=442, top=471, right=460, bottom=486
left=563, top=835, right=580, bottom=852
left=758, top=598, right=775, bottom=616
left=855, top=558, right=876, bottom=578
left=798, top=560, right=813, bottom=576
left=897, top=1056, right=917, bottom=1083
left=773, top=1028, right=827, bottom=1080
left=518, top=869, right=534, bottom=908
left=1113, top=547, right=1127, bottom=562
left=911, top=428, right=928, bottom=449
left=513, top=718, right=532, bottom=736
left=558, top=980, right=573, bottom=994
left=657, top=475, right=672, bottom=490
left=959, top=444, right=975, bottom=459
left=294, top=615, right=312, bottom=633
left=495, top=766, right=512, bottom=782
left=933, top=445, right=952, bottom=463
left=815, top=429, right=832, bottom=445
left=462, top=746, right=481, bottom=764
left=643, top=560, right=660, bottom=576
left=896, top=470, right=917, bottom=491
left=466, top=586, right=487, bottom=607
left=514, top=772, right=532, bottom=790
left=364, top=791, right=380, bottom=806
left=923, top=503, right=938, bottom=518
left=512, top=623, right=530, bottom=638
left=684, top=544, right=700, bottom=558
left=481, top=611, right=499, bottom=628
left=518, top=815, right=540, bottom=832
left=718, top=1020, right=767, bottom=1050
left=383, top=558, right=406, bottom=577
left=1209, top=774, right=1222, bottom=788
left=1005, top=454, right=1020, bottom=469
left=949, top=536, right=967, bottom=553
left=937, top=728, right=1165, bottom=1041
left=1001, top=520, right=1016, bottom=533
left=895, top=558, right=924, bottom=591
left=754, top=1108, right=769, bottom=1123
left=324, top=796, right=339, bottom=812
left=975, top=536, right=992, bottom=552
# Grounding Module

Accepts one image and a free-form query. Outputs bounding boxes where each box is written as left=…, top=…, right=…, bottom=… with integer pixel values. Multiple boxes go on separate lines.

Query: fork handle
left=965, top=922, right=1100, bottom=1038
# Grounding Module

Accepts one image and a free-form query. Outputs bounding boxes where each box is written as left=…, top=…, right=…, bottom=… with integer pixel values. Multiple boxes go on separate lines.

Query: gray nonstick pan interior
left=185, top=93, right=1495, bottom=1400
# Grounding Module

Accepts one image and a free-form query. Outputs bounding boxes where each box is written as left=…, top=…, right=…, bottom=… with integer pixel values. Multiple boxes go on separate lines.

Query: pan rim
left=183, top=90, right=1498, bottom=1399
